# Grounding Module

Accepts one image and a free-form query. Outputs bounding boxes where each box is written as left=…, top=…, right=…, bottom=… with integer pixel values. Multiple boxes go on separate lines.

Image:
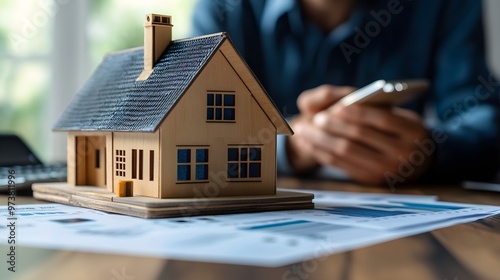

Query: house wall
left=159, top=50, right=277, bottom=198
left=113, top=131, right=159, bottom=197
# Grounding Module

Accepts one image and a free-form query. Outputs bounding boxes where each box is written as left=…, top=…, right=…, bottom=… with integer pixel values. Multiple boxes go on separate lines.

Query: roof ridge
left=173, top=32, right=227, bottom=43
left=105, top=33, right=227, bottom=57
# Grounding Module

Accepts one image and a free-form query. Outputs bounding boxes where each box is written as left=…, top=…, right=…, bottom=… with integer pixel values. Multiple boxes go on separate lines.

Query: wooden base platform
left=32, top=183, right=314, bottom=218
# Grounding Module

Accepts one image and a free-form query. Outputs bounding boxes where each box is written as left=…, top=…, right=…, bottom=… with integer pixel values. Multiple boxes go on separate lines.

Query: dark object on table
left=0, top=134, right=66, bottom=191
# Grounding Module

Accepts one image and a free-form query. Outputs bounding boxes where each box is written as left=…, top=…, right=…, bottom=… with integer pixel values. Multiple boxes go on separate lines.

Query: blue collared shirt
left=191, top=0, right=500, bottom=182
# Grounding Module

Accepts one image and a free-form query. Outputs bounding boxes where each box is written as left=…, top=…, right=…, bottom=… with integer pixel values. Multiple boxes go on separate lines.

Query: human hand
left=287, top=85, right=355, bottom=173
left=288, top=85, right=432, bottom=185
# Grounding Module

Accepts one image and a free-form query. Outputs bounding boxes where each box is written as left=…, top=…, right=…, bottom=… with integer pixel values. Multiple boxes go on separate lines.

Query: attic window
left=207, top=92, right=235, bottom=122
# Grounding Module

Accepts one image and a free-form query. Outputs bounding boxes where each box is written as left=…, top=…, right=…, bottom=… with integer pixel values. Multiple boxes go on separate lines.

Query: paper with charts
left=1, top=190, right=499, bottom=267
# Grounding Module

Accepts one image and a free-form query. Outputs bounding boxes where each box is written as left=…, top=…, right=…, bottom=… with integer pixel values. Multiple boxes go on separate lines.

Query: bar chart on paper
left=241, top=220, right=353, bottom=239
left=310, top=200, right=491, bottom=230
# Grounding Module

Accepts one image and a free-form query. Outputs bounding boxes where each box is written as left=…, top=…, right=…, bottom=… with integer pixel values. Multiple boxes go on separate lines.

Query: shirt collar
left=261, top=0, right=297, bottom=35
left=326, top=7, right=365, bottom=46
left=262, top=0, right=366, bottom=45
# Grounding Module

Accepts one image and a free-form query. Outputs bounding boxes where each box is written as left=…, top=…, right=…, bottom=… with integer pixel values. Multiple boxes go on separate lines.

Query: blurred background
left=1, top=0, right=499, bottom=164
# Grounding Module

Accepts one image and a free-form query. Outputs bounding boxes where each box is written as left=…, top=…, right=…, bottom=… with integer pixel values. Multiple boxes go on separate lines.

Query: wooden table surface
left=1, top=178, right=499, bottom=280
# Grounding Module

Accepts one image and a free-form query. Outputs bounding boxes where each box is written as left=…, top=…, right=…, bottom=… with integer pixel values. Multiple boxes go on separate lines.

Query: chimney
left=136, top=14, right=173, bottom=81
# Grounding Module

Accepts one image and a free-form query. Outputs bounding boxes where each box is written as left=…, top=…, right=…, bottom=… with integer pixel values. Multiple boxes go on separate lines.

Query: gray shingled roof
left=53, top=33, right=226, bottom=132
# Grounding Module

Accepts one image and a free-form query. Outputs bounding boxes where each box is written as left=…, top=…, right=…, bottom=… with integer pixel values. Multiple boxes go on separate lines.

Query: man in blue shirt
left=191, top=0, right=500, bottom=186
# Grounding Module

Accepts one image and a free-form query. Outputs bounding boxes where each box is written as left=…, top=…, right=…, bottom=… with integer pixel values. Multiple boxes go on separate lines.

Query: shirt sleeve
left=425, top=0, right=500, bottom=182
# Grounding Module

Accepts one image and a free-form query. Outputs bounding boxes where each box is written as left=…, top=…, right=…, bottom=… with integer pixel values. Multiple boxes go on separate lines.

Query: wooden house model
left=33, top=14, right=313, bottom=218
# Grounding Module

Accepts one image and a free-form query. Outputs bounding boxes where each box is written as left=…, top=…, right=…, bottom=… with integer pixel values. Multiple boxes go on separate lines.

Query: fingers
left=309, top=147, right=381, bottom=184
left=333, top=104, right=425, bottom=139
left=294, top=122, right=388, bottom=173
left=297, top=85, right=356, bottom=116
left=312, top=111, right=399, bottom=154
left=294, top=123, right=391, bottom=185
left=290, top=89, right=431, bottom=185
left=286, top=116, right=321, bottom=173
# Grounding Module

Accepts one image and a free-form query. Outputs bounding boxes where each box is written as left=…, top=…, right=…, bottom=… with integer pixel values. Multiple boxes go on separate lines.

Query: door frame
left=75, top=135, right=107, bottom=187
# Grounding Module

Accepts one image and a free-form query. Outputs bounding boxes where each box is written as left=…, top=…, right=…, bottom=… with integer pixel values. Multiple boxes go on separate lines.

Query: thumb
left=297, top=85, right=356, bottom=115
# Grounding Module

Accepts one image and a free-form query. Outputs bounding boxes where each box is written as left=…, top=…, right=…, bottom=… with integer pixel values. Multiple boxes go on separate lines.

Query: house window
left=139, top=150, right=144, bottom=180
left=177, top=147, right=209, bottom=182
left=177, top=149, right=191, bottom=181
left=95, top=150, right=100, bottom=168
left=227, top=146, right=262, bottom=180
left=132, top=149, right=145, bottom=180
left=115, top=149, right=126, bottom=177
left=132, top=149, right=146, bottom=181
left=132, top=149, right=137, bottom=179
left=207, top=92, right=235, bottom=122
left=149, top=150, right=155, bottom=181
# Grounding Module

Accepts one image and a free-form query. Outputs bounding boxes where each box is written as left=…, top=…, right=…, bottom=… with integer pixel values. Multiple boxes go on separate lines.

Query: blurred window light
left=0, top=0, right=195, bottom=163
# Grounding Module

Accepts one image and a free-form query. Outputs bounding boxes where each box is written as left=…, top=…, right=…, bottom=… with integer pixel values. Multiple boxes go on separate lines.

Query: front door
left=76, top=136, right=106, bottom=187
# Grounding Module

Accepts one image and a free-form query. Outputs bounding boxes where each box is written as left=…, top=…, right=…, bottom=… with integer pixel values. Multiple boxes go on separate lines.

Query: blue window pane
left=227, top=163, right=239, bottom=178
left=207, top=94, right=214, bottom=106
left=249, top=148, right=261, bottom=161
left=177, top=165, right=190, bottom=180
left=224, top=94, right=235, bottom=106
left=224, top=108, right=235, bottom=120
left=215, top=108, right=222, bottom=120
left=196, top=149, right=208, bottom=163
left=177, top=149, right=191, bottom=163
left=249, top=163, right=261, bottom=178
left=215, top=108, right=222, bottom=121
left=207, top=108, right=214, bottom=120
left=215, top=94, right=222, bottom=106
left=240, top=148, right=248, bottom=161
left=228, top=148, right=238, bottom=161
left=240, top=163, right=248, bottom=178
left=196, top=164, right=208, bottom=180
